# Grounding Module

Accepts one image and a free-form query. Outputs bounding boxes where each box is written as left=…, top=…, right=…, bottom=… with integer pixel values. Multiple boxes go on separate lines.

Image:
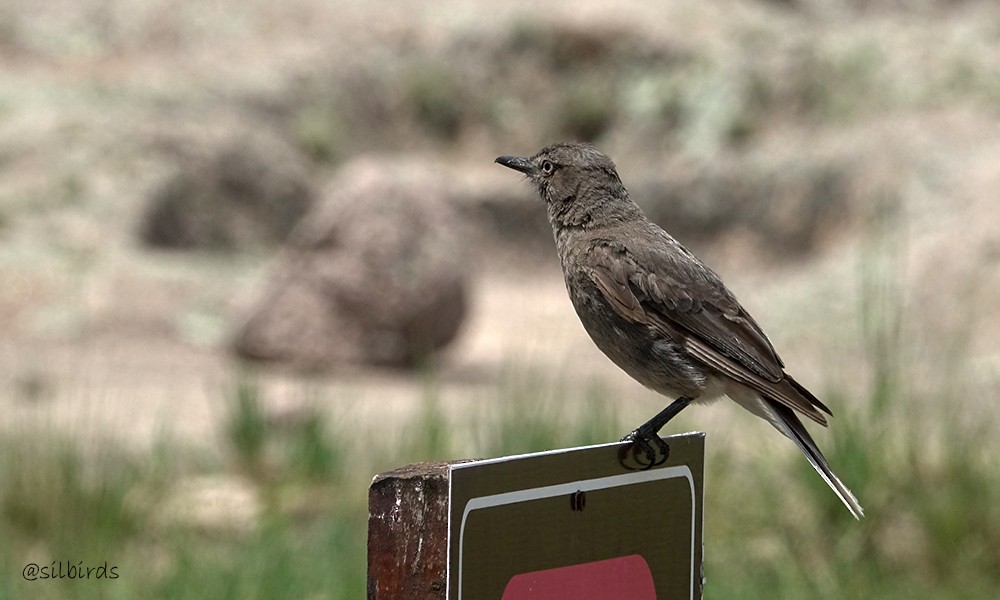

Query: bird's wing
left=588, top=239, right=831, bottom=426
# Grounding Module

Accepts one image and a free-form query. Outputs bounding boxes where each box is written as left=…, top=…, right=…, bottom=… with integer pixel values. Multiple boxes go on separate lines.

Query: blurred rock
left=448, top=165, right=554, bottom=258
left=232, top=157, right=468, bottom=370
left=139, top=131, right=315, bottom=250
left=632, top=149, right=862, bottom=259
left=447, top=145, right=871, bottom=264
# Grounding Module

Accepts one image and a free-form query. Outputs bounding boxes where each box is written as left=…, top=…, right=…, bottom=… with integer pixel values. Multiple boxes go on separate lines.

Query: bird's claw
left=617, top=429, right=670, bottom=471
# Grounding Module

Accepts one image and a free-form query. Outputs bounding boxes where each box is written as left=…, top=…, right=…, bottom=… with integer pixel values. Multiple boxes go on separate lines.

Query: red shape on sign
left=501, top=554, right=656, bottom=600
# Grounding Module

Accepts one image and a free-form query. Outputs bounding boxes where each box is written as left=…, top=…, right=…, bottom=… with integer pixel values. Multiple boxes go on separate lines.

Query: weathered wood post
left=367, top=462, right=452, bottom=600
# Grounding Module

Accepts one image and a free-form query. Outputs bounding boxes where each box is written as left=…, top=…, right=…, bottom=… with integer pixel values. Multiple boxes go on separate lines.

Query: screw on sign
left=502, top=555, right=656, bottom=600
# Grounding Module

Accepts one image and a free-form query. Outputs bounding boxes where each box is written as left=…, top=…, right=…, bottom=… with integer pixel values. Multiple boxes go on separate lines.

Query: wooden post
left=367, top=461, right=452, bottom=600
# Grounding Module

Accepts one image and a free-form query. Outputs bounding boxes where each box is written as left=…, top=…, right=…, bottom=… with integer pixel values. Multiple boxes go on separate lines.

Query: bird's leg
left=618, top=396, right=693, bottom=470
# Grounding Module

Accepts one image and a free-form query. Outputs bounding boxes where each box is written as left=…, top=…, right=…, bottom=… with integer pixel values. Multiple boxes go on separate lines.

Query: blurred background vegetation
left=2, top=0, right=1000, bottom=598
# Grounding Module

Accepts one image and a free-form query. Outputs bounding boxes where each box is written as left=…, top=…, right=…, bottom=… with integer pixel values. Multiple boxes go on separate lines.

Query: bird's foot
left=615, top=397, right=692, bottom=470
left=617, top=427, right=669, bottom=471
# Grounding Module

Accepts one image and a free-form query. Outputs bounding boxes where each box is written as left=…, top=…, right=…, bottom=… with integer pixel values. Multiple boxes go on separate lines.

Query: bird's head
left=495, top=142, right=639, bottom=230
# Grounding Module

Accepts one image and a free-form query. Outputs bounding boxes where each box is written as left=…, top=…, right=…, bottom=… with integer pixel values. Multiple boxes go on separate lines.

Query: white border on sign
left=450, top=460, right=696, bottom=600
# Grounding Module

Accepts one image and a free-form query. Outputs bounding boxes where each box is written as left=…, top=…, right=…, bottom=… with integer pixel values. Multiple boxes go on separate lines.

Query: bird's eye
left=540, top=160, right=555, bottom=175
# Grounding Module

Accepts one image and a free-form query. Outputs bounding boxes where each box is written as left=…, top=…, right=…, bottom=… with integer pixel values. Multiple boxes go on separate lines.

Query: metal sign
left=448, top=432, right=705, bottom=599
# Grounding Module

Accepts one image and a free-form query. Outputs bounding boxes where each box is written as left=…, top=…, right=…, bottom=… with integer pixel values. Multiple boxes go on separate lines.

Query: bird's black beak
left=495, top=155, right=534, bottom=176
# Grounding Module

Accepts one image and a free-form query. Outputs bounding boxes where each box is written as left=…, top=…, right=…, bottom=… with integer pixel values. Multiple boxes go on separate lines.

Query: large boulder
left=232, top=157, right=468, bottom=369
left=631, top=149, right=863, bottom=259
left=139, top=131, right=315, bottom=250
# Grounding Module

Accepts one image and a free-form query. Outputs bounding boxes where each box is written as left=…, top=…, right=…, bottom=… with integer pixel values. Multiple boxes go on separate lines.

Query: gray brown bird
left=496, top=142, right=863, bottom=519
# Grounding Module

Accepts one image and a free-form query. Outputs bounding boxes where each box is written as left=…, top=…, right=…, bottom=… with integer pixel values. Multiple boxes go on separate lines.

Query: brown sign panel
left=448, top=432, right=705, bottom=599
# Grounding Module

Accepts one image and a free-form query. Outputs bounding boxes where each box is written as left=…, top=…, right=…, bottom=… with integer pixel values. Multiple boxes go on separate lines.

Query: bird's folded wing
left=589, top=243, right=831, bottom=426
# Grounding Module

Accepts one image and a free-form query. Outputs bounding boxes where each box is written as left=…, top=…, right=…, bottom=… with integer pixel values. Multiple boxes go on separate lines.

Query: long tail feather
left=766, top=399, right=864, bottom=519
